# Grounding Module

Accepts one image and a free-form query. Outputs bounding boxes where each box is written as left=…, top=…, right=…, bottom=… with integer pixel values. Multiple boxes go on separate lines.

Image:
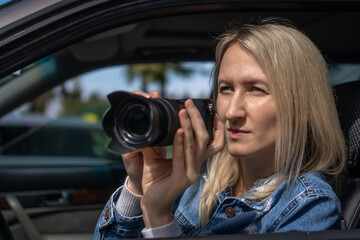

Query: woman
left=94, top=18, right=346, bottom=239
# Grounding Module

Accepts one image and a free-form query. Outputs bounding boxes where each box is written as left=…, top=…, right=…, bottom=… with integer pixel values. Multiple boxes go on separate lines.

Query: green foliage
left=126, top=63, right=193, bottom=96
left=28, top=78, right=109, bottom=121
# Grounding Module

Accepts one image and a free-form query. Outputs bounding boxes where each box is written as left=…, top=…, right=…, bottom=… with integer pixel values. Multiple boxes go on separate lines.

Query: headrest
left=334, top=81, right=360, bottom=177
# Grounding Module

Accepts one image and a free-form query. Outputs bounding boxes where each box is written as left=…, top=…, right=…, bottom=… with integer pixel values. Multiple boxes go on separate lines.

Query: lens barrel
left=102, top=91, right=214, bottom=154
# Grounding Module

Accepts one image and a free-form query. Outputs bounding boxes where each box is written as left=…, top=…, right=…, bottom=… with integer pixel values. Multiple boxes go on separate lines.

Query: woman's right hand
left=121, top=90, right=167, bottom=195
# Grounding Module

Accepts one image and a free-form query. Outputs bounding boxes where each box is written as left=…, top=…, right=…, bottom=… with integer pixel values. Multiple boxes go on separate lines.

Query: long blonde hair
left=200, top=18, right=346, bottom=226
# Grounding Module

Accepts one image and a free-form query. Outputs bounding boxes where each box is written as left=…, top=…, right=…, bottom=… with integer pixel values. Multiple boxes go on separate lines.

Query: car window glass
left=330, top=63, right=360, bottom=86
left=0, top=62, right=214, bottom=162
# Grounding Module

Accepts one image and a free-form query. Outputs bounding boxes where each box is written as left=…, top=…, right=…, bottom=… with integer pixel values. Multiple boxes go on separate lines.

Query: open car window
left=0, top=61, right=214, bottom=163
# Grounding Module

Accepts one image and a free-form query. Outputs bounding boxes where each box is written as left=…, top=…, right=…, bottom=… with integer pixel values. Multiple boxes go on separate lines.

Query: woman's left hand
left=140, top=99, right=225, bottom=229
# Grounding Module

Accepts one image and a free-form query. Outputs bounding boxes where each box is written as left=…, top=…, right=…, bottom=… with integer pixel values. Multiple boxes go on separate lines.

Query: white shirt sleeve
left=115, top=177, right=142, bottom=217
left=141, top=217, right=182, bottom=238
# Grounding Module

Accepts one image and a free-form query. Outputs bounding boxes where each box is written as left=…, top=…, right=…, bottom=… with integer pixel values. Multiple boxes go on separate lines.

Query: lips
left=227, top=128, right=250, bottom=140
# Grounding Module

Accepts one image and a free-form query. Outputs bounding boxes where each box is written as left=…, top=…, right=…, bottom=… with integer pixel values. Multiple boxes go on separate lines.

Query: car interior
left=334, top=80, right=360, bottom=229
left=0, top=1, right=360, bottom=239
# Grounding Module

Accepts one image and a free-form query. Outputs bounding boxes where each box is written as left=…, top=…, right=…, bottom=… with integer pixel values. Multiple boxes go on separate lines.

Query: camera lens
left=102, top=91, right=214, bottom=154
left=124, top=105, right=149, bottom=135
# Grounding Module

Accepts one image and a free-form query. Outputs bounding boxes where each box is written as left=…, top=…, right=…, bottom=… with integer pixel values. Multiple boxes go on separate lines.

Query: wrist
left=141, top=198, right=173, bottom=228
left=142, top=209, right=174, bottom=229
left=142, top=217, right=182, bottom=238
left=126, top=177, right=143, bottom=195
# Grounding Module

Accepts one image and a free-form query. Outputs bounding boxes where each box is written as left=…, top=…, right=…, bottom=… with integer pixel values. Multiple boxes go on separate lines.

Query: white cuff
left=141, top=217, right=182, bottom=238
left=115, top=177, right=142, bottom=217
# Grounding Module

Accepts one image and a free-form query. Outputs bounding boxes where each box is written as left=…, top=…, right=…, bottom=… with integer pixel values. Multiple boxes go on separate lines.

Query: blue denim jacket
left=94, top=171, right=341, bottom=238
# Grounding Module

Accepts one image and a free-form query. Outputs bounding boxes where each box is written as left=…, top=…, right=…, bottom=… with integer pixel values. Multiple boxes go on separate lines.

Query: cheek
left=249, top=100, right=276, bottom=126
left=268, top=104, right=277, bottom=126
left=258, top=105, right=277, bottom=130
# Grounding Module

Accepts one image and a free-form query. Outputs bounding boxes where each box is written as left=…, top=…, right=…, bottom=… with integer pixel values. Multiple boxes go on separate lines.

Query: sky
left=37, top=62, right=215, bottom=118
left=71, top=62, right=215, bottom=101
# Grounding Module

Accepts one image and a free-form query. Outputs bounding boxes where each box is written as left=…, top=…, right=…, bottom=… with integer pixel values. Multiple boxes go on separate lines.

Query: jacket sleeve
left=93, top=186, right=145, bottom=239
left=269, top=190, right=341, bottom=232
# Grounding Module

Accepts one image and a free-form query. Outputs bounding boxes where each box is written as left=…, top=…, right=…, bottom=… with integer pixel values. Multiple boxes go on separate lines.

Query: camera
left=102, top=91, right=215, bottom=154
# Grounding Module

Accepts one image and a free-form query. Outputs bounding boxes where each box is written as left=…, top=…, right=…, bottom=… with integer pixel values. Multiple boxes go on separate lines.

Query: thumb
left=141, top=147, right=163, bottom=163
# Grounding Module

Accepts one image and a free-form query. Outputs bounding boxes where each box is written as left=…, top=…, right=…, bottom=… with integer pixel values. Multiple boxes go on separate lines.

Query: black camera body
left=102, top=91, right=215, bottom=154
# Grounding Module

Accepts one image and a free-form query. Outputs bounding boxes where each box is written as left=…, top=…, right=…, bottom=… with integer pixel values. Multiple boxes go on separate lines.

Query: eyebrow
left=218, top=78, right=269, bottom=87
left=217, top=79, right=232, bottom=85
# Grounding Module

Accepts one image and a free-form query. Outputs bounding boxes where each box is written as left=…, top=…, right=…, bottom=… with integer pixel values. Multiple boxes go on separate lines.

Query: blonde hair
left=200, top=18, right=346, bottom=226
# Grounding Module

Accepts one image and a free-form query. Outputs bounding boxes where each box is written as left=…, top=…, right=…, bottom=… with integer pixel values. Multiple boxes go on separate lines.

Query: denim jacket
left=94, top=171, right=341, bottom=239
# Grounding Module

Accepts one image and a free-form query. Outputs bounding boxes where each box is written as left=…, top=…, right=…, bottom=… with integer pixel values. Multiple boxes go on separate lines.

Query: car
left=0, top=0, right=359, bottom=239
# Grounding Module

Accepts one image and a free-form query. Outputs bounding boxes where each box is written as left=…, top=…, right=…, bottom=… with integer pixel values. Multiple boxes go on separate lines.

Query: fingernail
left=142, top=93, right=151, bottom=98
left=186, top=99, right=194, bottom=107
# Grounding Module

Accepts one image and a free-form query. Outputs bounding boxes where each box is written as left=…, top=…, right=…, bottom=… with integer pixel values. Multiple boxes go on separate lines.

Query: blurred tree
left=29, top=90, right=54, bottom=113
left=126, top=63, right=193, bottom=96
left=61, top=78, right=83, bottom=115
left=82, top=93, right=109, bottom=118
left=61, top=80, right=109, bottom=119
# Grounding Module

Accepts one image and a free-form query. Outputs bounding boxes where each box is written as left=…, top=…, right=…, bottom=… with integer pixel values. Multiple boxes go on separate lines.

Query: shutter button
left=104, top=205, right=110, bottom=220
left=225, top=207, right=235, bottom=218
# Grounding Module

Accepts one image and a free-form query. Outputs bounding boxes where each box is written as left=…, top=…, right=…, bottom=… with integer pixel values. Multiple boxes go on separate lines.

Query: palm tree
left=126, top=63, right=193, bottom=97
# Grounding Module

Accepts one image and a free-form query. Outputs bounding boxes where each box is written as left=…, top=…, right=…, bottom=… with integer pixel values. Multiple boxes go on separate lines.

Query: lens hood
left=103, top=91, right=161, bottom=153
left=102, top=91, right=214, bottom=154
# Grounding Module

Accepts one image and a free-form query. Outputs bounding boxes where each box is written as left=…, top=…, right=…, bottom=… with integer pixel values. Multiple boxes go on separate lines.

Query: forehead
left=218, top=44, right=267, bottom=83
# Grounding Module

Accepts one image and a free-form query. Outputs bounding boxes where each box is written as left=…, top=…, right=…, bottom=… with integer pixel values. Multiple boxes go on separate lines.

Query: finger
left=150, top=90, right=160, bottom=98
left=184, top=100, right=209, bottom=150
left=171, top=129, right=193, bottom=193
left=131, top=90, right=151, bottom=98
left=205, top=115, right=225, bottom=159
left=179, top=109, right=198, bottom=183
left=121, top=149, right=143, bottom=168
left=121, top=149, right=142, bottom=160
left=140, top=146, right=171, bottom=167
left=141, top=147, right=160, bottom=164
left=171, top=129, right=185, bottom=175
left=184, top=100, right=211, bottom=172
left=154, top=146, right=167, bottom=159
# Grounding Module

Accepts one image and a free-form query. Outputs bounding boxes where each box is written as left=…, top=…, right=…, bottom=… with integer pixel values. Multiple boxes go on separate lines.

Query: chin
left=226, top=145, right=249, bottom=158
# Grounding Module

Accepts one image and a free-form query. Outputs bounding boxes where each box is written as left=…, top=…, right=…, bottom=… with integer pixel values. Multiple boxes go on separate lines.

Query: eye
left=251, top=86, right=264, bottom=92
left=249, top=86, right=268, bottom=94
left=219, top=85, right=233, bottom=93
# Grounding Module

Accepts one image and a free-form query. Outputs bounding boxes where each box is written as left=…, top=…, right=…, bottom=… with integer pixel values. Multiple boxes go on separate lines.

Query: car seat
left=334, top=80, right=360, bottom=229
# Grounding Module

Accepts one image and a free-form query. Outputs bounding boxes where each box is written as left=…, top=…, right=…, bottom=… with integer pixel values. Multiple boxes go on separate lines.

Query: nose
left=225, top=92, right=246, bottom=122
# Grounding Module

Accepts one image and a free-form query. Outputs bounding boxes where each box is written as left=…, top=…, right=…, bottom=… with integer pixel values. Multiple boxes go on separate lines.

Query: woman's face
left=216, top=44, right=277, bottom=163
